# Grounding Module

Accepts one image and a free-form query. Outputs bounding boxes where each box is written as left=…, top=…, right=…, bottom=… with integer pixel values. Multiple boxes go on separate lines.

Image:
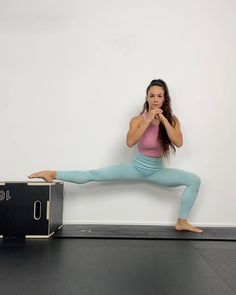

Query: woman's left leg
left=145, top=167, right=201, bottom=219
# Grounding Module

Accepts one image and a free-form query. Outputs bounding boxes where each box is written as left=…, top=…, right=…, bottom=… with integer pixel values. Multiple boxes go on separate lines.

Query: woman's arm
left=159, top=114, right=183, bottom=148
left=126, top=116, right=152, bottom=147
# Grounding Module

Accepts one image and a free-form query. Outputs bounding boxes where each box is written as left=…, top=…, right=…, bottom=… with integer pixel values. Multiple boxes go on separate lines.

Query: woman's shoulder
left=136, top=112, right=146, bottom=122
left=131, top=112, right=145, bottom=119
left=172, top=114, right=180, bottom=122
left=171, top=114, right=181, bottom=127
left=129, top=112, right=145, bottom=126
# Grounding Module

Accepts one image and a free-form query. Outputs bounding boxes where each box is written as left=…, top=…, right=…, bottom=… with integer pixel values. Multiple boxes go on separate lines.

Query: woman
left=28, top=79, right=203, bottom=233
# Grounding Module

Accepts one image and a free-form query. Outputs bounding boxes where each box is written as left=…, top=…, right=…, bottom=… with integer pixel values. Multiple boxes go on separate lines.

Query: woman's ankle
left=177, top=218, right=187, bottom=223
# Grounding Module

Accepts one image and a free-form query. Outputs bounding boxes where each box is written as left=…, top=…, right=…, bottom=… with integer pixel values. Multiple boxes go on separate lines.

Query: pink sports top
left=137, top=112, right=163, bottom=158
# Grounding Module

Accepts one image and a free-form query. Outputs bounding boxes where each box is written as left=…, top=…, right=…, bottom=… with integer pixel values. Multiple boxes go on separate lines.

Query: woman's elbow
left=126, top=137, right=135, bottom=147
left=126, top=141, right=133, bottom=148
left=176, top=141, right=183, bottom=148
left=175, top=135, right=183, bottom=148
left=126, top=135, right=132, bottom=147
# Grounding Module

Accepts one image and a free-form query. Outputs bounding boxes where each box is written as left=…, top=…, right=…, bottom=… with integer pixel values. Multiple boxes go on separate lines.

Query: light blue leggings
left=56, top=151, right=201, bottom=219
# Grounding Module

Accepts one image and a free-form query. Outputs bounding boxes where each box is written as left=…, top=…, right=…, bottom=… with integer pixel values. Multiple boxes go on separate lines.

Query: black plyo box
left=0, top=181, right=64, bottom=238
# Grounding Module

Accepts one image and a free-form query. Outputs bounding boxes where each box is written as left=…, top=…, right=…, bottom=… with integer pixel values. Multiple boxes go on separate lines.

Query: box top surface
left=0, top=181, right=63, bottom=186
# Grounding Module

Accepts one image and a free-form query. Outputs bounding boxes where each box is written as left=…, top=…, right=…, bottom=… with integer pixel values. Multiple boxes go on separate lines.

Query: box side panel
left=49, top=183, right=64, bottom=234
left=0, top=183, right=49, bottom=237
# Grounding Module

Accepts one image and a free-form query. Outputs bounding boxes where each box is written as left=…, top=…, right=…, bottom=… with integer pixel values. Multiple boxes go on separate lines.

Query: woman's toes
left=190, top=225, right=203, bottom=233
left=196, top=228, right=203, bottom=233
left=28, top=173, right=37, bottom=178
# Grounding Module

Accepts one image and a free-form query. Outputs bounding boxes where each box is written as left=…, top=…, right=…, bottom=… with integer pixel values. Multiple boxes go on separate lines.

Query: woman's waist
left=131, top=151, right=164, bottom=169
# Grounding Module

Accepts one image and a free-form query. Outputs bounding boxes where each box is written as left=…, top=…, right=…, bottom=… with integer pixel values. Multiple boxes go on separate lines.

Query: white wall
left=1, top=0, right=235, bottom=226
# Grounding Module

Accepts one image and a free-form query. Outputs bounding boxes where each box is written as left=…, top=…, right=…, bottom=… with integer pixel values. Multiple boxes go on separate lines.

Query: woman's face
left=146, top=85, right=165, bottom=110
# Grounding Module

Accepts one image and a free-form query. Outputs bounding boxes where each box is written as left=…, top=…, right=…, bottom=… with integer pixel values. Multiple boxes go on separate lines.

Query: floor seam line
left=190, top=244, right=236, bottom=294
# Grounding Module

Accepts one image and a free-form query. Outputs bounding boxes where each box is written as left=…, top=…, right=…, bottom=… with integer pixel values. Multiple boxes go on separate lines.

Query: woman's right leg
left=28, top=152, right=161, bottom=183
left=55, top=162, right=143, bottom=184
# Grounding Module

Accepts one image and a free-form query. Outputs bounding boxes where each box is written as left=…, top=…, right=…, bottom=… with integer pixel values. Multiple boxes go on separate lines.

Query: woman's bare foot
left=175, top=218, right=203, bottom=233
left=28, top=170, right=56, bottom=183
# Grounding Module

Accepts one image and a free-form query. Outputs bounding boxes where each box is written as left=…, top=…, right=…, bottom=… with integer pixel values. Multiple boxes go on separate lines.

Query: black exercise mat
left=53, top=224, right=236, bottom=241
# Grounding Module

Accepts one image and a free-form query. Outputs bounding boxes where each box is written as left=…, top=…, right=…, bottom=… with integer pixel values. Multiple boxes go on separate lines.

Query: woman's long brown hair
left=139, top=79, right=177, bottom=160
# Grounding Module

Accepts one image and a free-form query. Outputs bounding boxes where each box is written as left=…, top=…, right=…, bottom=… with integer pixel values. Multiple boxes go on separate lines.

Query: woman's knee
left=190, top=173, right=201, bottom=187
